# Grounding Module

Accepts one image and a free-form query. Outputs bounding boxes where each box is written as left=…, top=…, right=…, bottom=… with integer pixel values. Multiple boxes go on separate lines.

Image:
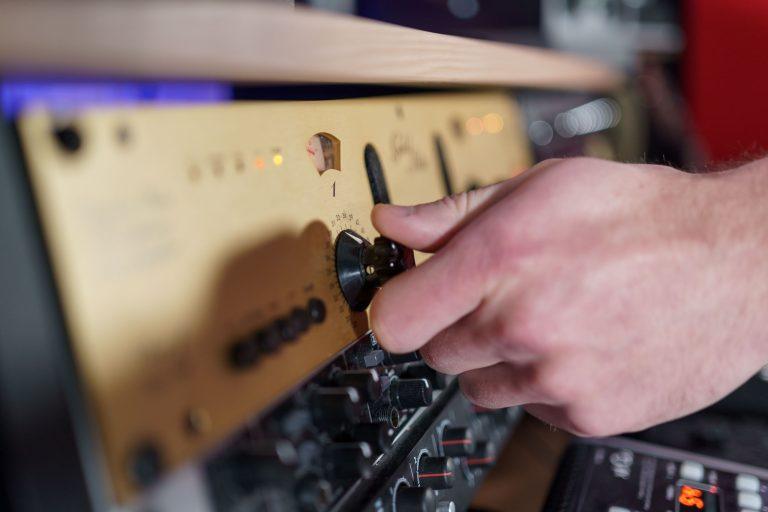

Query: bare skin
left=369, top=157, right=768, bottom=437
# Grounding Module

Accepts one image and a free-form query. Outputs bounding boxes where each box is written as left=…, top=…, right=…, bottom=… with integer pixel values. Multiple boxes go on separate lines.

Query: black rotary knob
left=390, top=378, right=433, bottom=409
left=417, top=456, right=455, bottom=490
left=440, top=427, right=475, bottom=457
left=334, top=369, right=382, bottom=401
left=348, top=423, right=394, bottom=453
left=395, top=486, right=437, bottom=512
left=335, top=229, right=415, bottom=311
left=402, top=363, right=448, bottom=390
left=322, top=442, right=373, bottom=480
left=311, top=387, right=362, bottom=427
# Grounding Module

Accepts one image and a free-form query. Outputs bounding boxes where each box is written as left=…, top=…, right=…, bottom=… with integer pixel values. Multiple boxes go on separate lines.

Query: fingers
left=419, top=317, right=503, bottom=375
left=458, top=362, right=549, bottom=409
left=523, top=404, right=575, bottom=433
left=370, top=242, right=488, bottom=354
left=372, top=159, right=558, bottom=252
left=371, top=180, right=515, bottom=252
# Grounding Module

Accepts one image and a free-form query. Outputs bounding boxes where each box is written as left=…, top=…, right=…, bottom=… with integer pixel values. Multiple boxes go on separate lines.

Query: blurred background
left=303, top=0, right=768, bottom=171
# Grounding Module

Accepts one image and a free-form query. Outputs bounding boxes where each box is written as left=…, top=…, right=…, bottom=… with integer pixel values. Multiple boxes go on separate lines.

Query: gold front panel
left=17, top=92, right=532, bottom=502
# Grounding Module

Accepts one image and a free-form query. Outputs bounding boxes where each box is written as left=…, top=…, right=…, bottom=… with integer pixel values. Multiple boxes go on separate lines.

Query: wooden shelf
left=0, top=1, right=623, bottom=91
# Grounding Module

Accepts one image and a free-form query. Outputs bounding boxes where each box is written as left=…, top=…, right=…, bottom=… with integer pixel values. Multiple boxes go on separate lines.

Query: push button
left=679, top=461, right=705, bottom=482
left=736, top=474, right=761, bottom=493
left=737, top=491, right=762, bottom=510
left=607, top=507, right=630, bottom=512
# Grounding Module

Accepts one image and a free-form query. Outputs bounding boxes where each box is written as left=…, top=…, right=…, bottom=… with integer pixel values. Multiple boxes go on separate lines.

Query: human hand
left=370, top=157, right=768, bottom=436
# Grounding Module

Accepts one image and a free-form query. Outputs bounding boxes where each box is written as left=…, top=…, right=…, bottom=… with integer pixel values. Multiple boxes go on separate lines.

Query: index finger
left=369, top=235, right=490, bottom=354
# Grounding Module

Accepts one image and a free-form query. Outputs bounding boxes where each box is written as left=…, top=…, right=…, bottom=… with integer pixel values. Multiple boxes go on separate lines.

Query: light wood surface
left=0, top=1, right=622, bottom=91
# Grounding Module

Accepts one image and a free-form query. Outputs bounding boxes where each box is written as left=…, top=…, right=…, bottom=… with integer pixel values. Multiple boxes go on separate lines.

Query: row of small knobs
left=394, top=425, right=482, bottom=512
left=311, top=375, right=434, bottom=427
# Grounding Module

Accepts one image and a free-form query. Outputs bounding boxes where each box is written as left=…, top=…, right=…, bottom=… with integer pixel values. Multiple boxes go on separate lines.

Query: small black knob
left=334, top=369, right=382, bottom=401
left=362, top=236, right=415, bottom=285
left=348, top=423, right=394, bottom=453
left=307, top=297, right=326, bottom=323
left=417, top=456, right=455, bottom=490
left=289, top=307, right=312, bottom=334
left=276, top=316, right=300, bottom=342
left=402, top=363, right=448, bottom=390
left=256, top=324, right=283, bottom=353
left=336, top=230, right=415, bottom=312
left=229, top=337, right=260, bottom=369
left=390, top=378, right=433, bottom=409
left=440, top=427, right=475, bottom=457
left=322, top=442, right=373, bottom=480
left=467, top=441, right=497, bottom=468
left=384, top=350, right=422, bottom=365
left=311, top=387, right=362, bottom=427
left=228, top=440, right=298, bottom=487
left=240, top=438, right=299, bottom=467
left=395, top=486, right=437, bottom=512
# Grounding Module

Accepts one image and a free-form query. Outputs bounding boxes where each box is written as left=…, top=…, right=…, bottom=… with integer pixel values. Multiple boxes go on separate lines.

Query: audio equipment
left=5, top=90, right=532, bottom=510
left=543, top=437, right=768, bottom=512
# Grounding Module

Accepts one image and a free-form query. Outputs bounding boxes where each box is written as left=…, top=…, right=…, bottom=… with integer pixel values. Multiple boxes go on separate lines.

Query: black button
left=307, top=297, right=326, bottom=324
left=276, top=317, right=300, bottom=342
left=289, top=307, right=311, bottom=333
left=256, top=326, right=282, bottom=353
left=229, top=338, right=259, bottom=369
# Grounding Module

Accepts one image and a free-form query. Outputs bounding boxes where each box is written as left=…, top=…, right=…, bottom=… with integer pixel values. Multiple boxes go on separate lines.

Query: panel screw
left=185, top=407, right=212, bottom=435
left=52, top=124, right=82, bottom=153
left=129, top=442, right=162, bottom=488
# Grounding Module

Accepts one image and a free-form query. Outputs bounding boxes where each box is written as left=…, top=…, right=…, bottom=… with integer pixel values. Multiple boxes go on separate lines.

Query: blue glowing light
left=1, top=80, right=232, bottom=119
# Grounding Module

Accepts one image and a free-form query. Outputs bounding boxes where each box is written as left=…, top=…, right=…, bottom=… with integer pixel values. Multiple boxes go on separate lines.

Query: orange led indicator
left=483, top=112, right=504, bottom=134
left=678, top=485, right=704, bottom=510
left=253, top=157, right=265, bottom=170
left=466, top=116, right=484, bottom=135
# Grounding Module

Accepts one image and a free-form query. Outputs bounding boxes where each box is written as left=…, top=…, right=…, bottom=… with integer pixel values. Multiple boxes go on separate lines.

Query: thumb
left=372, top=162, right=552, bottom=252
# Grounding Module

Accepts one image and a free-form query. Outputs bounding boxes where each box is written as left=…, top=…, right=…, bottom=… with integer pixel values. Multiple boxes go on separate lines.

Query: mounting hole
left=52, top=124, right=82, bottom=153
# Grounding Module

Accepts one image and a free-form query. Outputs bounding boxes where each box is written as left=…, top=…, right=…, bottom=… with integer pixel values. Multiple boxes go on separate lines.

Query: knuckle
left=420, top=343, right=459, bottom=375
left=533, top=359, right=584, bottom=403
left=530, top=367, right=567, bottom=402
left=566, top=406, right=616, bottom=438
left=458, top=375, right=498, bottom=409
left=485, top=307, right=546, bottom=357
left=438, top=191, right=472, bottom=218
